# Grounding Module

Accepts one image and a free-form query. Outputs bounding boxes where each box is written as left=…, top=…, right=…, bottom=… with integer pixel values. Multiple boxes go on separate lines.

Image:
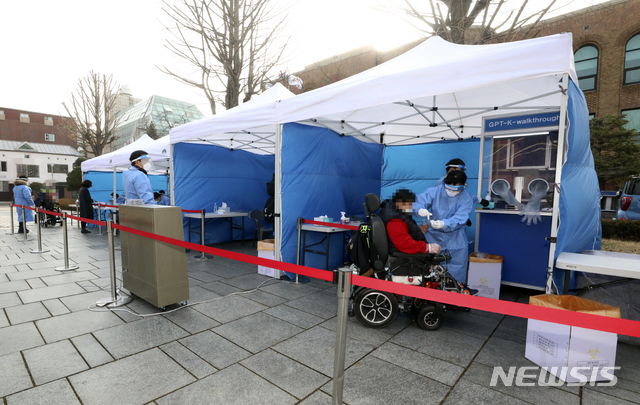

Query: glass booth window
left=574, top=45, right=598, bottom=92
left=490, top=132, right=558, bottom=207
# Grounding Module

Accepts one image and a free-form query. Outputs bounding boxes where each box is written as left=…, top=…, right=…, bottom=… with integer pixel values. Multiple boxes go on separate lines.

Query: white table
left=555, top=250, right=640, bottom=294
left=183, top=211, right=248, bottom=246
left=297, top=221, right=362, bottom=271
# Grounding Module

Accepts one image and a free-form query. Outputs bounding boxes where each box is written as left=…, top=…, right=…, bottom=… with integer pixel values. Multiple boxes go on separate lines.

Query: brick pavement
left=0, top=204, right=639, bottom=404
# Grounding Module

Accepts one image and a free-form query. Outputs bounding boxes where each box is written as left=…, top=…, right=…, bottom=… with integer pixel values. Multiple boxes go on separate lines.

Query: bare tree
left=62, top=71, right=121, bottom=156
left=159, top=0, right=289, bottom=115
left=380, top=0, right=565, bottom=45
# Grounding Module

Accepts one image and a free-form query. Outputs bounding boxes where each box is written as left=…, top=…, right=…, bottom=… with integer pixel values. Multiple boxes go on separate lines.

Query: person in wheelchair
left=379, top=188, right=441, bottom=256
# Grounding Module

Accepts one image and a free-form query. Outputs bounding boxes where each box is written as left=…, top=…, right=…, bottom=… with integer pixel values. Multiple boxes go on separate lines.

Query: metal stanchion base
left=55, top=264, right=79, bottom=272
left=95, top=293, right=132, bottom=308
left=5, top=232, right=15, bottom=235
left=30, top=248, right=50, bottom=254
left=193, top=254, right=213, bottom=261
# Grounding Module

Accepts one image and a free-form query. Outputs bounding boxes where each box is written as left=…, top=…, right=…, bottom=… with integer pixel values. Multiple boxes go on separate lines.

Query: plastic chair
left=249, top=209, right=272, bottom=246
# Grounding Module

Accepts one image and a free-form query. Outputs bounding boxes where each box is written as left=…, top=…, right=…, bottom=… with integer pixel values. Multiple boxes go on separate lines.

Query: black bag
left=347, top=224, right=373, bottom=274
left=263, top=197, right=275, bottom=224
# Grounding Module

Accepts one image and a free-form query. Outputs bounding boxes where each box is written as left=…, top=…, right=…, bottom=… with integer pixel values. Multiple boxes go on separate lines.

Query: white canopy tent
left=81, top=134, right=171, bottom=172
left=169, top=34, right=595, bottom=292
left=81, top=134, right=172, bottom=202
left=170, top=82, right=295, bottom=155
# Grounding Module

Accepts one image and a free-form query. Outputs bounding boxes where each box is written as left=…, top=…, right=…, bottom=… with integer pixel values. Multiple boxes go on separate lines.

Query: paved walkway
left=0, top=205, right=639, bottom=404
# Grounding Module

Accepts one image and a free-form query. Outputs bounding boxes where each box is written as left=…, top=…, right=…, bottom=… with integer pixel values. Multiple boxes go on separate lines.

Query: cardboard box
left=257, top=239, right=281, bottom=278
left=468, top=253, right=503, bottom=299
left=525, top=295, right=620, bottom=383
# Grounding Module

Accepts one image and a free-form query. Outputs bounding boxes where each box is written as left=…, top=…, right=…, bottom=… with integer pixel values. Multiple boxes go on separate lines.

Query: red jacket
left=386, top=218, right=429, bottom=254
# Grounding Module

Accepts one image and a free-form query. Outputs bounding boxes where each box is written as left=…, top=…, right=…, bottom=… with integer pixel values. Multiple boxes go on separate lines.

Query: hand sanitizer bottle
left=214, top=203, right=217, bottom=212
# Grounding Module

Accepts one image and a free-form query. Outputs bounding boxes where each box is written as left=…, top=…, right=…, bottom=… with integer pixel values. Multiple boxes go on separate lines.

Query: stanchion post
left=194, top=208, right=212, bottom=261
left=294, top=217, right=302, bottom=283
left=332, top=267, right=351, bottom=404
left=55, top=213, right=79, bottom=271
left=21, top=205, right=28, bottom=242
left=6, top=203, right=15, bottom=234
left=95, top=219, right=132, bottom=308
left=30, top=207, right=50, bottom=254
left=97, top=205, right=102, bottom=235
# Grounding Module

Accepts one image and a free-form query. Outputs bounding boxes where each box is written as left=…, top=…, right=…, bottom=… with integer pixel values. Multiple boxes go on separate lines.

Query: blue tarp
left=554, top=80, right=602, bottom=293
left=84, top=171, right=167, bottom=205
left=281, top=123, right=383, bottom=269
left=173, top=142, right=275, bottom=244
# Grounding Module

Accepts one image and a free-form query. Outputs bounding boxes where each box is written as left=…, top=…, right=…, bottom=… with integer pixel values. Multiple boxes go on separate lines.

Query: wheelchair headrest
left=365, top=194, right=381, bottom=215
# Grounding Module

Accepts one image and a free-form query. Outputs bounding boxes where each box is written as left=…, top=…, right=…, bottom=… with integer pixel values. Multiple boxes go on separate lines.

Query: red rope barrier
left=111, top=222, right=334, bottom=282
left=67, top=214, right=107, bottom=227
left=39, top=209, right=62, bottom=217
left=303, top=219, right=359, bottom=230
left=24, top=206, right=35, bottom=211
left=96, top=203, right=118, bottom=208
left=352, top=275, right=640, bottom=338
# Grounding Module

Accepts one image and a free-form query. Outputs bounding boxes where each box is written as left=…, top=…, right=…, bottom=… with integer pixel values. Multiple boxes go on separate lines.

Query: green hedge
left=601, top=219, right=640, bottom=241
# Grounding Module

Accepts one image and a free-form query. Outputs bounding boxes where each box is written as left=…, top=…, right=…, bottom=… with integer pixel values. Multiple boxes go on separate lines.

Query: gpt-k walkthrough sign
left=484, top=111, right=560, bottom=133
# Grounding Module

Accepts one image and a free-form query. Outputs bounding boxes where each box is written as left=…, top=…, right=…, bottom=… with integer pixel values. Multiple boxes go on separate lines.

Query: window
left=19, top=113, right=30, bottom=123
left=623, top=108, right=640, bottom=133
left=0, top=110, right=4, bottom=120
left=0, top=181, right=8, bottom=192
left=47, top=164, right=68, bottom=174
left=45, top=133, right=55, bottom=142
left=574, top=45, right=598, bottom=92
left=624, top=178, right=640, bottom=195
left=624, top=33, right=640, bottom=85
left=1, top=161, right=6, bottom=172
left=44, top=116, right=53, bottom=126
left=16, top=164, right=39, bottom=178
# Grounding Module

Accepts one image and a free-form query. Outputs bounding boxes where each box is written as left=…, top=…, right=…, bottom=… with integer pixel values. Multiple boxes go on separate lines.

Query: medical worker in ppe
left=13, top=175, right=35, bottom=233
left=123, top=150, right=156, bottom=205
left=414, top=170, right=473, bottom=283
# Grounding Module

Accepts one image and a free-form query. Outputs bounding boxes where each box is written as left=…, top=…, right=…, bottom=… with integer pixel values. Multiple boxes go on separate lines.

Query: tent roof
left=169, top=82, right=295, bottom=154
left=171, top=33, right=577, bottom=152
left=81, top=134, right=171, bottom=172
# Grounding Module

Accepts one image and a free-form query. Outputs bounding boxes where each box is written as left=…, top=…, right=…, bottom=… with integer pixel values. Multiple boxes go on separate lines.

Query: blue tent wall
left=281, top=123, right=383, bottom=269
left=173, top=142, right=275, bottom=244
left=84, top=171, right=167, bottom=204
left=554, top=80, right=602, bottom=292
left=382, top=139, right=490, bottom=249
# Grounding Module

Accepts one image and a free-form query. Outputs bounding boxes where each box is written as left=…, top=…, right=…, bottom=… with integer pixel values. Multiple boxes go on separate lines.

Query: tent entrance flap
left=280, top=123, right=383, bottom=268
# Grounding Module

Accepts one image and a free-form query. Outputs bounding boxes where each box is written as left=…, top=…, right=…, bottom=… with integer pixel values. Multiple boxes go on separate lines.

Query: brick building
left=0, top=107, right=81, bottom=201
left=292, top=0, right=640, bottom=132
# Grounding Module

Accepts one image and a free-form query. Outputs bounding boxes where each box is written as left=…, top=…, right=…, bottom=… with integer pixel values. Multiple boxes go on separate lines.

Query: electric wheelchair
left=36, top=200, right=63, bottom=228
left=349, top=194, right=475, bottom=331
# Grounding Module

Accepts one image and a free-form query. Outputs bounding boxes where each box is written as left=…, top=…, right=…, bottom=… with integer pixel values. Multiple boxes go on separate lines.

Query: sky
left=0, top=0, right=609, bottom=118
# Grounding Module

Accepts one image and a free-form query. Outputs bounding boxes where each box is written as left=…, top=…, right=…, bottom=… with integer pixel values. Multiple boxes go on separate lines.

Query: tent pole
left=274, top=124, right=282, bottom=262
left=546, top=73, right=569, bottom=295
left=169, top=143, right=175, bottom=206
left=475, top=135, right=485, bottom=253
left=113, top=167, right=117, bottom=204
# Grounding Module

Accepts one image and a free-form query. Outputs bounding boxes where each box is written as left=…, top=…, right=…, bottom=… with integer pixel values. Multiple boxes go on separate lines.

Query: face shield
left=132, top=154, right=155, bottom=172
left=444, top=183, right=466, bottom=197
left=447, top=164, right=466, bottom=171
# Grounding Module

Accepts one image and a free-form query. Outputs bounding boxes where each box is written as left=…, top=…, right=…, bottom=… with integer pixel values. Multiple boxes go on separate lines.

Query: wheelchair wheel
left=416, top=305, right=443, bottom=331
left=354, top=289, right=398, bottom=328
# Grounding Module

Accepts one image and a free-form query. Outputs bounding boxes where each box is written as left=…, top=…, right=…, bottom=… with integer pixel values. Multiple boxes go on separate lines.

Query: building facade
left=111, top=95, right=205, bottom=150
left=292, top=0, right=640, bottom=132
left=0, top=107, right=81, bottom=201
